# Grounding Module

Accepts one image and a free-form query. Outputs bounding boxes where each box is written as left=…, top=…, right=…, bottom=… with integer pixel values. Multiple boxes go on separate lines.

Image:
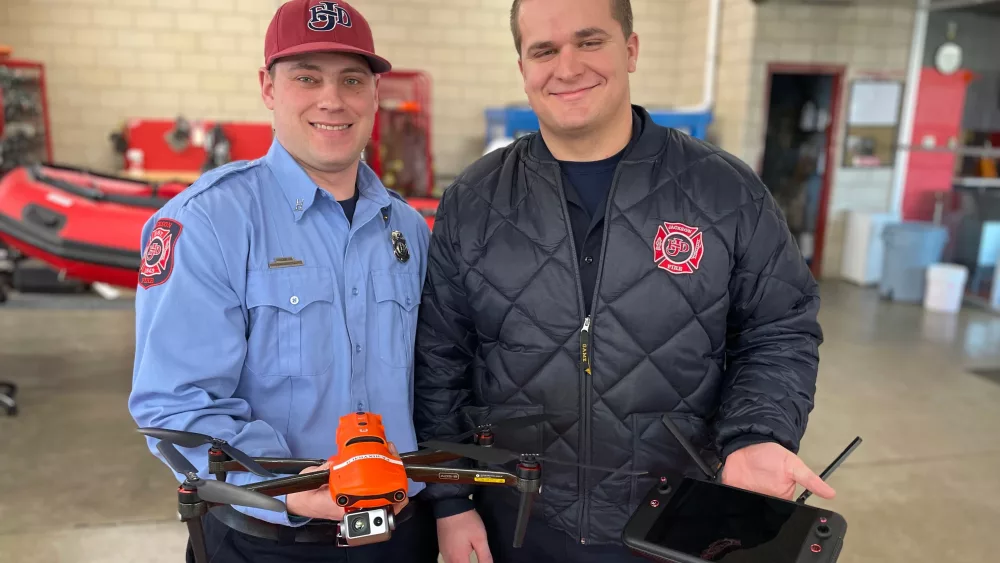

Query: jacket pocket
left=245, top=268, right=336, bottom=376
left=629, top=412, right=716, bottom=512
left=372, top=271, right=421, bottom=369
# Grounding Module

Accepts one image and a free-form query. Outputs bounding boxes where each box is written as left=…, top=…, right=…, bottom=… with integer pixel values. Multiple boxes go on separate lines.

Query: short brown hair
left=510, top=0, right=634, bottom=55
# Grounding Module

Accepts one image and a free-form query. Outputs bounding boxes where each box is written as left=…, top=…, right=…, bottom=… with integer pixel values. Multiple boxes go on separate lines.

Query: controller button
left=811, top=544, right=822, bottom=553
left=815, top=524, right=832, bottom=539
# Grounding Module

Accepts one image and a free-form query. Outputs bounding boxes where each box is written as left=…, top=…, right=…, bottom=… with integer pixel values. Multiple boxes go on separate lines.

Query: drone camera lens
left=347, top=513, right=371, bottom=538
left=373, top=517, right=384, bottom=527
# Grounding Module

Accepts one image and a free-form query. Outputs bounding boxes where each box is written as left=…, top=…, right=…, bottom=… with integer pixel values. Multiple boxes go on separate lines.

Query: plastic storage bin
left=924, top=264, right=969, bottom=313
left=879, top=222, right=949, bottom=302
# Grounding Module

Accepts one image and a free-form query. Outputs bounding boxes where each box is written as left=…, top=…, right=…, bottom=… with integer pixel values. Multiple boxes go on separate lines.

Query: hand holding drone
left=139, top=410, right=646, bottom=563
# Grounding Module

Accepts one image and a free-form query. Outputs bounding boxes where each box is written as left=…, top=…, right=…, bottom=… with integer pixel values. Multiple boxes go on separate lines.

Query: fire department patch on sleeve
left=139, top=218, right=183, bottom=289
left=653, top=221, right=704, bottom=275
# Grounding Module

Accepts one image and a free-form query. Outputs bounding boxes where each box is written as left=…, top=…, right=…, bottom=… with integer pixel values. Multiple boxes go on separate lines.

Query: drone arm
left=242, top=470, right=331, bottom=498
left=404, top=464, right=520, bottom=488
left=398, top=449, right=465, bottom=466
left=218, top=457, right=328, bottom=475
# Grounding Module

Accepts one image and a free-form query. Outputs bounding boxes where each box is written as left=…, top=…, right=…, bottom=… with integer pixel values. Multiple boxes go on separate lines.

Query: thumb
left=387, top=441, right=399, bottom=456
left=790, top=460, right=836, bottom=500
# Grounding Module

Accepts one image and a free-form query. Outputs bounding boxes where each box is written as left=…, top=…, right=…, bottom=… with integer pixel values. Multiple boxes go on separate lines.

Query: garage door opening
left=759, top=64, right=845, bottom=278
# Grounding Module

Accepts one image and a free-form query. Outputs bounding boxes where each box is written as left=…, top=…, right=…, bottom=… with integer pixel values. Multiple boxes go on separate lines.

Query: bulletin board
left=842, top=79, right=904, bottom=168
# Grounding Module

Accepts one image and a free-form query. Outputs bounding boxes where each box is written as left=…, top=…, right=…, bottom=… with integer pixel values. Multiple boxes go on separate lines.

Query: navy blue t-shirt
left=559, top=150, right=624, bottom=218
left=558, top=148, right=625, bottom=312
left=338, top=187, right=360, bottom=224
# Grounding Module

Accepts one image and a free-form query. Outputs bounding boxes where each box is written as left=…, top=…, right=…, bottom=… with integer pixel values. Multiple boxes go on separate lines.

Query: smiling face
left=516, top=0, right=638, bottom=139
left=260, top=51, right=378, bottom=176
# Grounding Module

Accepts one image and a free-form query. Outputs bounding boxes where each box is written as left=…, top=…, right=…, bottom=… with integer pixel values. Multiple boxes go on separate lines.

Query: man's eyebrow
left=340, top=66, right=372, bottom=75
left=527, top=28, right=611, bottom=52
left=575, top=27, right=610, bottom=39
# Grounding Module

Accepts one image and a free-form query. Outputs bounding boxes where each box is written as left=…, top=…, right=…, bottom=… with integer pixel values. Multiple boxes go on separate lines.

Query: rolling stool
left=0, top=381, right=16, bottom=416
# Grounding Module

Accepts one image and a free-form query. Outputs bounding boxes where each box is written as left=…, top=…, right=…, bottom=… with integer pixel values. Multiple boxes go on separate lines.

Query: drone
left=138, top=411, right=646, bottom=563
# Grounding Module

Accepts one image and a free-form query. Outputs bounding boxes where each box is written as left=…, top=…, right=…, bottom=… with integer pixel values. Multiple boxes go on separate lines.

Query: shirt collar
left=263, top=138, right=391, bottom=222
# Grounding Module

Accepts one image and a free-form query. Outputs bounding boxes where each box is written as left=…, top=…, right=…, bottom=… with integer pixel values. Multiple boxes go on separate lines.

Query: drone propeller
left=138, top=427, right=275, bottom=478
left=155, top=441, right=286, bottom=514
left=453, top=413, right=559, bottom=442
left=418, top=440, right=648, bottom=476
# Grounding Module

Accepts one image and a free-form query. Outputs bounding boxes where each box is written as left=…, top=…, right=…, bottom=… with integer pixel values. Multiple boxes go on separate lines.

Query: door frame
left=759, top=63, right=846, bottom=279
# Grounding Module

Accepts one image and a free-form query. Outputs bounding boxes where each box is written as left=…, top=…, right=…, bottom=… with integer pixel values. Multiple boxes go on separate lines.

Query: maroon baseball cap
left=265, top=0, right=392, bottom=74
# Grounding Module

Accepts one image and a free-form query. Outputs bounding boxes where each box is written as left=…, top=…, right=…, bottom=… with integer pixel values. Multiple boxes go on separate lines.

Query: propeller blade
left=139, top=427, right=212, bottom=449
left=219, top=443, right=276, bottom=478
left=156, top=440, right=198, bottom=476
left=539, top=456, right=647, bottom=476
left=418, top=440, right=520, bottom=466
left=139, top=427, right=275, bottom=478
left=454, top=413, right=559, bottom=441
left=195, top=480, right=287, bottom=513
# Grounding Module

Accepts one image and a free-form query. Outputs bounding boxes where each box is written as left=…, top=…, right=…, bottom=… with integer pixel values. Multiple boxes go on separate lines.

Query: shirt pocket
left=245, top=268, right=337, bottom=377
left=371, top=270, right=421, bottom=369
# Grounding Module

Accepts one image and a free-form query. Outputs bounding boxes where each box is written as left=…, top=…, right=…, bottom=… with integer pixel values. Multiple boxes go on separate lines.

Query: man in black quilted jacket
left=413, top=0, right=833, bottom=561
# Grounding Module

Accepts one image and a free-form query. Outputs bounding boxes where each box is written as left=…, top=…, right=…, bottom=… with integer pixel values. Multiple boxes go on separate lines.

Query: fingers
left=299, top=461, right=329, bottom=475
left=472, top=536, right=494, bottom=563
left=791, top=461, right=836, bottom=499
left=387, top=441, right=399, bottom=456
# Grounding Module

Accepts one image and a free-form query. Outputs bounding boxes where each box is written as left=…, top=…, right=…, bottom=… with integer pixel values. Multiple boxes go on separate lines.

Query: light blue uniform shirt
left=128, top=138, right=430, bottom=526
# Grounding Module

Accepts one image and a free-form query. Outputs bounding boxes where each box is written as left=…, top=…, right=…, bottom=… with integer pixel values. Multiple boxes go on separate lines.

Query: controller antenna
left=796, top=436, right=862, bottom=504
left=659, top=414, right=718, bottom=481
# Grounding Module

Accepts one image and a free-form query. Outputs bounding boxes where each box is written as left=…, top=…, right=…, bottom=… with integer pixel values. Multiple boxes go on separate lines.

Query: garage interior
left=2, top=0, right=1000, bottom=562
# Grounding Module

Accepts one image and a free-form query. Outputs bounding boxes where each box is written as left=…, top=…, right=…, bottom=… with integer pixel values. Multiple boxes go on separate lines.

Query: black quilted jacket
left=413, top=106, right=823, bottom=547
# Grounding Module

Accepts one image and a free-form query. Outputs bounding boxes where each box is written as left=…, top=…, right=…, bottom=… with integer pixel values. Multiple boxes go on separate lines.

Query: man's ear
left=626, top=32, right=639, bottom=73
left=259, top=66, right=276, bottom=110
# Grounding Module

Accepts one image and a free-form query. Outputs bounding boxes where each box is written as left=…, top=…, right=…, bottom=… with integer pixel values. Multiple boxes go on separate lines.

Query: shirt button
left=352, top=287, right=359, bottom=296
left=290, top=295, right=300, bottom=305
left=406, top=296, right=411, bottom=305
left=356, top=344, right=362, bottom=353
left=584, top=256, right=594, bottom=264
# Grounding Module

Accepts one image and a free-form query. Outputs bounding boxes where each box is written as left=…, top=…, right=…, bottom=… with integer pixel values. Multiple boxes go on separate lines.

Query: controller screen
left=644, top=479, right=821, bottom=562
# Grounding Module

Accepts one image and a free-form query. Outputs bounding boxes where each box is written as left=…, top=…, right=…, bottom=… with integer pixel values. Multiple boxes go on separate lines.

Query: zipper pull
left=580, top=316, right=592, bottom=376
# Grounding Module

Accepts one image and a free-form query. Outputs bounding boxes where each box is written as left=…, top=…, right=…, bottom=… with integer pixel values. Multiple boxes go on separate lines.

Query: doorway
left=759, top=64, right=845, bottom=277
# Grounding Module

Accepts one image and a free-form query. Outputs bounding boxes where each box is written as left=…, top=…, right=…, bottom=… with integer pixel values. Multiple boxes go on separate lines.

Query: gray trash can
left=879, top=222, right=949, bottom=302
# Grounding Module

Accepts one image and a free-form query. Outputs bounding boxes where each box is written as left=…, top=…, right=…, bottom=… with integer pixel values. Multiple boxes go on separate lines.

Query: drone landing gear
left=178, top=486, right=211, bottom=563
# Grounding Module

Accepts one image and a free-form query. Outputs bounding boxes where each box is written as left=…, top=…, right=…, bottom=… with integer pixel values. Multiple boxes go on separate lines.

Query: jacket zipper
left=554, top=162, right=625, bottom=545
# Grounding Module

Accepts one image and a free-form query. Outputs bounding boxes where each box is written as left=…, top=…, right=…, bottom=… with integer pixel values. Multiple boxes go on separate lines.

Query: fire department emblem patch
left=139, top=218, right=182, bottom=289
left=653, top=221, right=704, bottom=275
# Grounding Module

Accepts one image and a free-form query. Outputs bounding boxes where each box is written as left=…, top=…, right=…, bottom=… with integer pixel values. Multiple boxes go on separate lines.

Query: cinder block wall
left=747, top=1, right=916, bottom=278
left=1, top=0, right=698, bottom=180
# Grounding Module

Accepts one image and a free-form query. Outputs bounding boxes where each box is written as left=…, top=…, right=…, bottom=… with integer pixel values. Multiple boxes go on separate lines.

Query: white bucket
left=924, top=263, right=969, bottom=313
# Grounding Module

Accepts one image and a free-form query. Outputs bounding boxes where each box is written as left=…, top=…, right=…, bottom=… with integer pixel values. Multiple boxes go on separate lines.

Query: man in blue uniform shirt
left=128, top=1, right=436, bottom=561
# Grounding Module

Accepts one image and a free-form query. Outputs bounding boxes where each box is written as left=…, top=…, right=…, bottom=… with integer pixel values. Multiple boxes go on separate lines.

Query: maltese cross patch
left=653, top=221, right=704, bottom=275
left=139, top=218, right=183, bottom=289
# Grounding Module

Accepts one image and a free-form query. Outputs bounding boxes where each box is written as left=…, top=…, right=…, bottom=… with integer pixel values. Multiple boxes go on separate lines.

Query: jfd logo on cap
left=308, top=1, right=353, bottom=32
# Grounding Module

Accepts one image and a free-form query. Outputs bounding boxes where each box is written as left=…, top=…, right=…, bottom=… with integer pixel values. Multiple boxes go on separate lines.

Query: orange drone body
left=326, top=412, right=409, bottom=510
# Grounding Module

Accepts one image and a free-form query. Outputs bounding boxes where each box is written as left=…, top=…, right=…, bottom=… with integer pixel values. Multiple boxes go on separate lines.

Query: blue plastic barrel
left=879, top=222, right=949, bottom=302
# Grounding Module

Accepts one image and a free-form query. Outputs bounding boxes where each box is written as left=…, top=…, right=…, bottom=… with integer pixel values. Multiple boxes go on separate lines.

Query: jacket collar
left=527, top=104, right=665, bottom=164
left=263, top=138, right=391, bottom=222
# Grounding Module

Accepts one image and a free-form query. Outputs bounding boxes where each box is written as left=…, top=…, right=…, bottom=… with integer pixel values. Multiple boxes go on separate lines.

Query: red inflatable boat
left=0, top=164, right=187, bottom=288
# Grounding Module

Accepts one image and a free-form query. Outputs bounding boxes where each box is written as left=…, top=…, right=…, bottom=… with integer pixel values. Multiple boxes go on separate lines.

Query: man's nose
left=315, top=83, right=347, bottom=111
left=553, top=48, right=584, bottom=80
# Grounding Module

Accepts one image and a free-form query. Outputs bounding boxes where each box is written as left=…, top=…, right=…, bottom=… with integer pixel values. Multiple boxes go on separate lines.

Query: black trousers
left=477, top=497, right=651, bottom=563
left=185, top=500, right=439, bottom=563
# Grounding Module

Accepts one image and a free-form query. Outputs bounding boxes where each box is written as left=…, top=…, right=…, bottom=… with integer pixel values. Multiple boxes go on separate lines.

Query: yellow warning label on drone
left=475, top=476, right=505, bottom=483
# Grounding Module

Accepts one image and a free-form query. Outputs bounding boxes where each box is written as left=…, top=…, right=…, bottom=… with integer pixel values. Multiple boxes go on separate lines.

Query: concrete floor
left=0, top=281, right=998, bottom=563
